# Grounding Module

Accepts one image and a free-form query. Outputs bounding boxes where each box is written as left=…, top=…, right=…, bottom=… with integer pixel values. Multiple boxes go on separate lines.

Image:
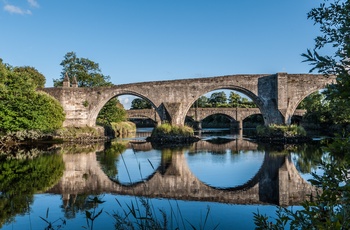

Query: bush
left=256, top=124, right=307, bottom=137
left=111, top=121, right=136, bottom=137
left=151, top=123, right=194, bottom=138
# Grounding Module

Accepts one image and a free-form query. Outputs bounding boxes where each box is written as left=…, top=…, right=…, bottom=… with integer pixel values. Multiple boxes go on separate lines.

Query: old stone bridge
left=47, top=140, right=317, bottom=206
left=127, top=107, right=306, bottom=129
left=42, top=73, right=334, bottom=127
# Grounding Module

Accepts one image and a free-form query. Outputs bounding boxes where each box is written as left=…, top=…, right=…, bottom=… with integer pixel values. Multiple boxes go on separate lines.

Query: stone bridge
left=42, top=73, right=334, bottom=127
left=127, top=108, right=306, bottom=129
left=47, top=140, right=317, bottom=206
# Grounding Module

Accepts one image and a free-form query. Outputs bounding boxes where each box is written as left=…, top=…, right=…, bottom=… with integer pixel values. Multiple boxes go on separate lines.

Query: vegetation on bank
left=147, top=123, right=199, bottom=144
left=256, top=124, right=307, bottom=137
left=255, top=0, right=350, bottom=228
left=0, top=152, right=64, bottom=228
left=0, top=59, right=65, bottom=134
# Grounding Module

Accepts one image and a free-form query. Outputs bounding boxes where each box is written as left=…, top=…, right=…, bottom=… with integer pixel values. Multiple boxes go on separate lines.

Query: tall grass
left=151, top=123, right=194, bottom=138
left=256, top=124, right=307, bottom=137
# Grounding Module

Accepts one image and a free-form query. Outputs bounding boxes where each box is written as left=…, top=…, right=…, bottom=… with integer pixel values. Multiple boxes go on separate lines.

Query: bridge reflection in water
left=47, top=139, right=317, bottom=207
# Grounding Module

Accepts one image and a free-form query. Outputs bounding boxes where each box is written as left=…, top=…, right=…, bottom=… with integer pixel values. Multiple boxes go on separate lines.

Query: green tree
left=193, top=95, right=209, bottom=108
left=0, top=60, right=65, bottom=133
left=298, top=91, right=331, bottom=124
left=0, top=153, right=64, bottom=228
left=254, top=1, right=350, bottom=228
left=208, top=91, right=227, bottom=107
left=228, top=91, right=240, bottom=107
left=301, top=0, right=350, bottom=124
left=130, top=98, right=152, bottom=109
left=54, top=52, right=111, bottom=87
left=55, top=52, right=127, bottom=123
left=97, top=98, right=126, bottom=124
left=13, top=66, right=46, bottom=89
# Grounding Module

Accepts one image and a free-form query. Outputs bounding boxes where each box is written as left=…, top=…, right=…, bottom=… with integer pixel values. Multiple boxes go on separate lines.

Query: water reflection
left=0, top=137, right=328, bottom=230
left=185, top=149, right=265, bottom=188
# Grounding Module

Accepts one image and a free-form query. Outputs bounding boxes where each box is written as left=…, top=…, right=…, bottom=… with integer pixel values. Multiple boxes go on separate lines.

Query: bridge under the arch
left=42, top=73, right=334, bottom=127
left=127, top=107, right=306, bottom=130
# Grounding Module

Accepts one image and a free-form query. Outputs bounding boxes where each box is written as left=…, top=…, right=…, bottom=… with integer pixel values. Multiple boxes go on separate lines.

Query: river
left=0, top=128, right=326, bottom=230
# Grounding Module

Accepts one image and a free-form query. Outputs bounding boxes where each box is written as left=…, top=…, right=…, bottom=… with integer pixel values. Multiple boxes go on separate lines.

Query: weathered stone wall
left=42, top=73, right=334, bottom=127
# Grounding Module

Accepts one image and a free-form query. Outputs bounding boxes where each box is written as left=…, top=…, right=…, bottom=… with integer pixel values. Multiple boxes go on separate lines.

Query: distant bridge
left=127, top=108, right=306, bottom=129
left=48, top=140, right=317, bottom=206
left=42, top=73, right=334, bottom=127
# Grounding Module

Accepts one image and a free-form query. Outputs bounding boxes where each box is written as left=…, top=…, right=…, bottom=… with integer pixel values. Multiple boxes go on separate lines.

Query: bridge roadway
left=47, top=140, right=317, bottom=207
left=127, top=108, right=306, bottom=129
left=42, top=73, right=334, bottom=127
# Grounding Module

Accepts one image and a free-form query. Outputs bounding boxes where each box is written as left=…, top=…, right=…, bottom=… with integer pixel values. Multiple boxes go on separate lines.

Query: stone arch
left=284, top=88, right=325, bottom=125
left=183, top=85, right=263, bottom=126
left=127, top=111, right=161, bottom=125
left=200, top=112, right=235, bottom=123
left=89, top=89, right=159, bottom=126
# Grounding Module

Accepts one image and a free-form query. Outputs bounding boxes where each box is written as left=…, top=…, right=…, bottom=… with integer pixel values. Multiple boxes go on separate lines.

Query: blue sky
left=1, top=0, right=322, bottom=90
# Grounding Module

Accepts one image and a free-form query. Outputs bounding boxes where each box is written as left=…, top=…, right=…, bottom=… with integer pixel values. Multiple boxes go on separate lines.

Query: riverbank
left=253, top=124, right=312, bottom=144
left=146, top=123, right=200, bottom=145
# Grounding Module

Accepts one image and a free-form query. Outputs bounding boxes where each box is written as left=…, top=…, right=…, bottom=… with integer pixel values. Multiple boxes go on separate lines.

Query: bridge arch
left=184, top=86, right=263, bottom=126
left=42, top=73, right=334, bottom=127
left=285, top=88, right=325, bottom=124
left=90, top=89, right=159, bottom=126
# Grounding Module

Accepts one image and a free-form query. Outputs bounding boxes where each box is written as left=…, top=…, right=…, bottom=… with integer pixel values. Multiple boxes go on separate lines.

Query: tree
left=254, top=1, right=350, bottom=228
left=13, top=66, right=46, bottom=89
left=228, top=92, right=240, bottom=107
left=54, top=51, right=111, bottom=87
left=0, top=60, right=65, bottom=133
left=54, top=52, right=127, bottom=124
left=130, top=98, right=152, bottom=110
left=301, top=0, right=350, bottom=124
left=192, top=96, right=209, bottom=108
left=208, top=91, right=227, bottom=107
left=97, top=98, right=126, bottom=124
left=298, top=91, right=331, bottom=124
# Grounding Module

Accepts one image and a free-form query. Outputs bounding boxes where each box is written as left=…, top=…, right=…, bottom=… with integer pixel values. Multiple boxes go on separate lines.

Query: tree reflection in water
left=0, top=149, right=64, bottom=228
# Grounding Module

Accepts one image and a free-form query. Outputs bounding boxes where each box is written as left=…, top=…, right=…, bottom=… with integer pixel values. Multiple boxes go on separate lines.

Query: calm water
left=0, top=129, right=325, bottom=230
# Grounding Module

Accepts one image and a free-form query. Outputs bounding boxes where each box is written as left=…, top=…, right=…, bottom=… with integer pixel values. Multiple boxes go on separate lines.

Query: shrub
left=151, top=123, right=194, bottom=138
left=256, top=124, right=306, bottom=137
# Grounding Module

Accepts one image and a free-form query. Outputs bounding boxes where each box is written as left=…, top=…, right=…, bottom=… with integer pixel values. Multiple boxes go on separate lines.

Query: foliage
left=298, top=91, right=332, bottom=125
left=193, top=91, right=257, bottom=108
left=254, top=138, right=350, bottom=230
left=13, top=66, right=46, bottom=89
left=301, top=0, right=350, bottom=125
left=256, top=124, right=307, bottom=137
left=54, top=52, right=111, bottom=87
left=0, top=153, right=64, bottom=228
left=54, top=126, right=105, bottom=141
left=39, top=208, right=66, bottom=230
left=97, top=98, right=127, bottom=124
left=208, top=91, right=227, bottom=107
left=130, top=98, right=152, bottom=110
left=0, top=60, right=65, bottom=134
left=54, top=51, right=127, bottom=124
left=110, top=121, right=136, bottom=138
left=97, top=141, right=127, bottom=178
left=151, top=123, right=194, bottom=138
left=83, top=196, right=105, bottom=230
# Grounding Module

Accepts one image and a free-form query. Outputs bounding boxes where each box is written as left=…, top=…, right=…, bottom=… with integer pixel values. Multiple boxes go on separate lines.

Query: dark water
left=0, top=129, right=325, bottom=230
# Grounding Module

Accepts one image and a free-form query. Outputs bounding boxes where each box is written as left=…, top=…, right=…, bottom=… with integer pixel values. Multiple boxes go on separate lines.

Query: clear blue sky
left=1, top=0, right=321, bottom=88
